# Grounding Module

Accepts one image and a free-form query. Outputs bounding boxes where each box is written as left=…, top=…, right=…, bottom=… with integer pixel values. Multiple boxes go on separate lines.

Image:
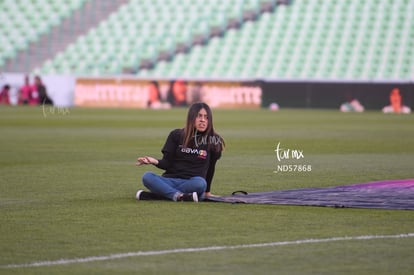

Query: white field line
left=2, top=233, right=414, bottom=269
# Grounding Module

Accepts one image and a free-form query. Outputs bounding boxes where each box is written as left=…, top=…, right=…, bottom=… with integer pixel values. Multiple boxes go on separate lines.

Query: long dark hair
left=182, top=102, right=224, bottom=152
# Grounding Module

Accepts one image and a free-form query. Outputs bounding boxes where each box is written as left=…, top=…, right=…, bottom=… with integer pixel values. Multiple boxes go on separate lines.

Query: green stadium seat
left=0, top=0, right=87, bottom=71
left=16, top=0, right=410, bottom=81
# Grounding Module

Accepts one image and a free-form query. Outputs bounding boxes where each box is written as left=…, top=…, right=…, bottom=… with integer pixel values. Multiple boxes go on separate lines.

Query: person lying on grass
left=135, top=102, right=225, bottom=202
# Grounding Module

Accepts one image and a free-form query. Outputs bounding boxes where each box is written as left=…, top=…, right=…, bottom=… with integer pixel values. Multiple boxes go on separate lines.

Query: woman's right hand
left=136, top=156, right=158, bottom=166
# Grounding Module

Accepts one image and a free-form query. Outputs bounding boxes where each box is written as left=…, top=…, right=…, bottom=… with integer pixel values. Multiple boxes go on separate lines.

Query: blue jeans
left=142, top=172, right=207, bottom=201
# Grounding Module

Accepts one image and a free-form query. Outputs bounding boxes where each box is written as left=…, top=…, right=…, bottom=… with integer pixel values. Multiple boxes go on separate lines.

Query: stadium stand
left=1, top=0, right=129, bottom=72
left=33, top=0, right=264, bottom=75
left=0, top=0, right=86, bottom=69
left=139, top=0, right=413, bottom=81
left=1, top=0, right=413, bottom=81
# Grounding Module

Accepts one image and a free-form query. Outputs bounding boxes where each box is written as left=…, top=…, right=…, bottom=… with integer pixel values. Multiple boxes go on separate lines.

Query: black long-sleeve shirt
left=156, top=129, right=221, bottom=192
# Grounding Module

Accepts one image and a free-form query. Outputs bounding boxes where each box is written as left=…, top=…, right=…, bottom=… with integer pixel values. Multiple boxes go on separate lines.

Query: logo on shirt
left=180, top=147, right=208, bottom=159
left=198, top=150, right=207, bottom=159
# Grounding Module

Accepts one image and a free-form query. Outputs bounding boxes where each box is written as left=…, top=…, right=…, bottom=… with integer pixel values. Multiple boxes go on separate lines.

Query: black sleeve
left=205, top=151, right=221, bottom=192
left=155, top=129, right=180, bottom=170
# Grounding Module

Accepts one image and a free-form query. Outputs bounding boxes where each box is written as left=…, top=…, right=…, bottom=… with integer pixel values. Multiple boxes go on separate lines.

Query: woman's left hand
left=204, top=192, right=218, bottom=198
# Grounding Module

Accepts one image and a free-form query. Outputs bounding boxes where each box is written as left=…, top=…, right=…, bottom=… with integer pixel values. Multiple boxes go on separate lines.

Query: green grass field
left=1, top=106, right=413, bottom=274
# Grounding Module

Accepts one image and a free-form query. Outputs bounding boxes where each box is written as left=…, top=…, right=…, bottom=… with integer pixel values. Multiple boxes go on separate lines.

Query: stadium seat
left=19, top=0, right=414, bottom=81
left=0, top=0, right=87, bottom=70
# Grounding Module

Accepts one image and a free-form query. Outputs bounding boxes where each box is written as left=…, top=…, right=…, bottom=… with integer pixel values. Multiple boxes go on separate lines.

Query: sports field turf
left=1, top=106, right=413, bottom=274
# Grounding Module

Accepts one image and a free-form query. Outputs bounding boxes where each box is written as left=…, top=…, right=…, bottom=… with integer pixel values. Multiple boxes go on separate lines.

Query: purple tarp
left=207, top=179, right=414, bottom=210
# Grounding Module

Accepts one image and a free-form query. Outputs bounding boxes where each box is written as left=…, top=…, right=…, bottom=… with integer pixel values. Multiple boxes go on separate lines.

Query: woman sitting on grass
left=135, top=102, right=225, bottom=202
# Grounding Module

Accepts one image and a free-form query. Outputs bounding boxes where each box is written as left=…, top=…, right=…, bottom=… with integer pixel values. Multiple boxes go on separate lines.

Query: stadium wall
left=2, top=73, right=413, bottom=111
left=73, top=77, right=414, bottom=111
left=261, top=81, right=414, bottom=110
left=74, top=77, right=262, bottom=109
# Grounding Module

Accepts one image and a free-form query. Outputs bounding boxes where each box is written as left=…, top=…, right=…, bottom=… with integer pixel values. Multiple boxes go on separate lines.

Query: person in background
left=147, top=81, right=161, bottom=107
left=340, top=93, right=364, bottom=112
left=340, top=99, right=364, bottom=112
left=382, top=88, right=411, bottom=114
left=0, top=84, right=11, bottom=105
left=147, top=81, right=170, bottom=109
left=172, top=80, right=188, bottom=107
left=390, top=88, right=401, bottom=113
left=167, top=80, right=188, bottom=107
left=34, top=75, right=52, bottom=105
left=19, top=75, right=32, bottom=105
left=135, top=102, right=225, bottom=202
